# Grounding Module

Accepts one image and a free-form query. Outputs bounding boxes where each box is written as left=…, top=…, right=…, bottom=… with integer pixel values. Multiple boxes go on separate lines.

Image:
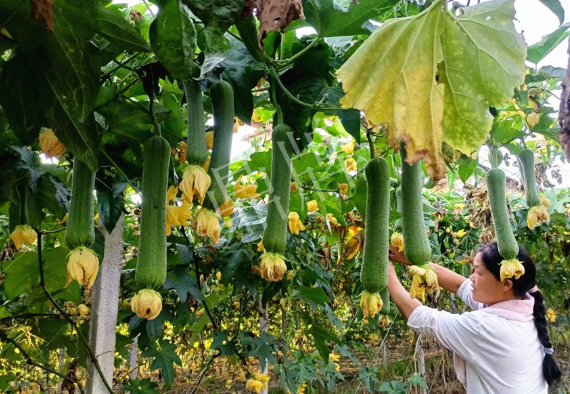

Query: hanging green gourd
left=8, top=184, right=37, bottom=250
left=259, top=124, right=294, bottom=281
left=180, top=63, right=211, bottom=205
left=132, top=135, right=171, bottom=320
left=518, top=149, right=549, bottom=230
left=360, top=157, right=390, bottom=319
left=399, top=146, right=437, bottom=302
left=486, top=168, right=524, bottom=282
left=195, top=80, right=234, bottom=244
left=64, top=158, right=99, bottom=288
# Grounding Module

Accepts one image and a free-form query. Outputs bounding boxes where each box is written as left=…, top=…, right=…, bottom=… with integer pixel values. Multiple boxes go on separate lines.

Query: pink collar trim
left=479, top=294, right=535, bottom=322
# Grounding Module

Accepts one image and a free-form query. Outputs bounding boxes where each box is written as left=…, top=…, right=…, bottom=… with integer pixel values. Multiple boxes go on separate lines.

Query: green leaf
left=183, top=0, right=244, bottom=52
left=96, top=173, right=127, bottom=233
left=150, top=0, right=196, bottom=80
left=457, top=155, right=478, bottom=183
left=221, top=37, right=265, bottom=124
left=539, top=0, right=565, bottom=26
left=337, top=0, right=526, bottom=179
left=297, top=286, right=330, bottom=308
left=352, top=173, right=367, bottom=221
left=123, top=378, right=160, bottom=394
left=160, top=85, right=186, bottom=145
left=539, top=65, right=566, bottom=79
left=0, top=54, right=48, bottom=145
left=1, top=252, right=39, bottom=300
left=309, top=325, right=341, bottom=363
left=98, top=100, right=154, bottom=148
left=163, top=266, right=205, bottom=303
left=490, top=116, right=524, bottom=144
left=141, top=340, right=182, bottom=390
left=527, top=23, right=570, bottom=64
left=211, top=331, right=236, bottom=356
left=304, top=0, right=399, bottom=37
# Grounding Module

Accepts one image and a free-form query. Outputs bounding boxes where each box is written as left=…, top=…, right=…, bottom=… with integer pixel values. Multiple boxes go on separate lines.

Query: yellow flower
left=260, top=252, right=287, bottom=281
left=180, top=165, right=211, bottom=204
left=206, top=131, right=214, bottom=150
left=360, top=291, right=383, bottom=319
left=257, top=240, right=264, bottom=252
left=540, top=195, right=550, bottom=208
left=409, top=274, right=426, bottom=303
left=344, top=236, right=360, bottom=260
left=527, top=205, right=549, bottom=230
left=390, top=232, right=404, bottom=252
left=218, top=197, right=234, bottom=218
left=195, top=208, right=221, bottom=244
left=290, top=182, right=298, bottom=192
left=216, top=271, right=222, bottom=281
left=175, top=202, right=192, bottom=226
left=224, top=218, right=232, bottom=228
left=329, top=353, right=340, bottom=363
left=166, top=206, right=178, bottom=236
left=77, top=304, right=90, bottom=317
left=327, top=213, right=338, bottom=226
left=288, top=212, right=305, bottom=235
left=307, top=200, right=318, bottom=213
left=253, top=372, right=270, bottom=383
left=407, top=265, right=426, bottom=277
left=345, top=157, right=357, bottom=172
left=500, top=258, right=525, bottom=282
left=9, top=225, right=37, bottom=250
left=456, top=229, right=467, bottom=238
left=546, top=309, right=557, bottom=323
left=454, top=203, right=465, bottom=211
left=66, top=247, right=99, bottom=288
left=234, top=175, right=260, bottom=199
left=423, top=265, right=438, bottom=290
left=39, top=129, right=66, bottom=158
left=527, top=112, right=540, bottom=127
left=339, top=183, right=349, bottom=197
left=246, top=378, right=265, bottom=393
left=341, top=140, right=355, bottom=154
left=131, top=289, right=162, bottom=320
left=167, top=186, right=178, bottom=203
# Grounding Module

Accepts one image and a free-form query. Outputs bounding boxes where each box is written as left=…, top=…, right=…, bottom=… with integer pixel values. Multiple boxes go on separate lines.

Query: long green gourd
left=400, top=147, right=431, bottom=266
left=486, top=168, right=518, bottom=260
left=136, top=135, right=171, bottom=290
left=360, top=157, right=390, bottom=293
left=65, top=158, right=96, bottom=249
left=203, top=80, right=234, bottom=211
left=262, top=124, right=294, bottom=255
left=183, top=63, right=208, bottom=167
left=518, top=149, right=540, bottom=208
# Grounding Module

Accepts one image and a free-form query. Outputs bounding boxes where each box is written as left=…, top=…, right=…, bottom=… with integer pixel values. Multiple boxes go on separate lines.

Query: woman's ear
left=502, top=278, right=514, bottom=292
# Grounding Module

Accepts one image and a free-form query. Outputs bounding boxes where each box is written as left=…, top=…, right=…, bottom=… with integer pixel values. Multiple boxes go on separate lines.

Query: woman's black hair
left=479, top=242, right=561, bottom=386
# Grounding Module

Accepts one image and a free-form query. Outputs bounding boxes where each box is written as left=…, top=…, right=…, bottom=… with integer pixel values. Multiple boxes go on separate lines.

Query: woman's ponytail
left=530, top=290, right=561, bottom=386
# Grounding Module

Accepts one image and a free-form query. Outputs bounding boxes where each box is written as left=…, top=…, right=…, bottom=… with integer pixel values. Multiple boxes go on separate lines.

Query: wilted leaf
left=337, top=0, right=526, bottom=179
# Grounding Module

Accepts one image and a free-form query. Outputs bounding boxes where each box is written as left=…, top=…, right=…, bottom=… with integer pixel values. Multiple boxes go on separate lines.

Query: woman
left=387, top=241, right=561, bottom=393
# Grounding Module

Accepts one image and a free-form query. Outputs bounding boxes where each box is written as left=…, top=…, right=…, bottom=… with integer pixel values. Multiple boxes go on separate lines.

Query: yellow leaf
left=337, top=0, right=526, bottom=179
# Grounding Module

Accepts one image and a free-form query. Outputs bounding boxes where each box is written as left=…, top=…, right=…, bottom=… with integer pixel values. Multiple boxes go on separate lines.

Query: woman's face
left=470, top=252, right=513, bottom=305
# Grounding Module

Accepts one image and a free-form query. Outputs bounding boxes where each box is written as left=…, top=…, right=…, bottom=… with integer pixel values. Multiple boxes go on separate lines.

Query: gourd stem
left=270, top=76, right=284, bottom=125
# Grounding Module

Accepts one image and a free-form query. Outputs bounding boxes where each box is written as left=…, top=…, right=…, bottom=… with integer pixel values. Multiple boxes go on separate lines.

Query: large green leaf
left=150, top=0, right=196, bottom=80
left=141, top=340, right=182, bottom=389
left=1, top=252, right=39, bottom=300
left=221, top=37, right=265, bottom=123
left=0, top=54, right=48, bottom=145
left=338, top=0, right=526, bottom=179
left=539, top=0, right=565, bottom=26
left=304, top=0, right=399, bottom=37
left=527, top=23, right=570, bottom=65
left=183, top=0, right=245, bottom=52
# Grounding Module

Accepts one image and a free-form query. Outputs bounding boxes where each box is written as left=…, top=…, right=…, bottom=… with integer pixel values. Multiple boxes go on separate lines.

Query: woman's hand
left=388, top=245, right=411, bottom=266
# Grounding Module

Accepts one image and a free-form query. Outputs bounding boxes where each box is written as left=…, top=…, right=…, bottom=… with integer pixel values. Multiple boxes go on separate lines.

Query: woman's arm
left=389, top=245, right=467, bottom=294
left=387, top=261, right=421, bottom=320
